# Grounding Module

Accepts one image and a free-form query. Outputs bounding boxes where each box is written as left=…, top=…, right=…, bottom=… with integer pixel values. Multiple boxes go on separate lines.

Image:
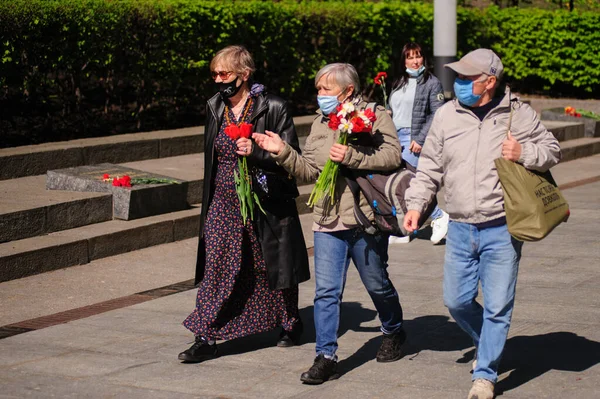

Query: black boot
left=178, top=336, right=218, bottom=363
left=376, top=329, right=406, bottom=363
left=277, top=320, right=304, bottom=348
left=300, top=354, right=338, bottom=384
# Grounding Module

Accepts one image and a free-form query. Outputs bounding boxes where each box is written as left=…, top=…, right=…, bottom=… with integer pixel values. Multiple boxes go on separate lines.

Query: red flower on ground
left=112, top=175, right=132, bottom=188
left=374, top=72, right=387, bottom=85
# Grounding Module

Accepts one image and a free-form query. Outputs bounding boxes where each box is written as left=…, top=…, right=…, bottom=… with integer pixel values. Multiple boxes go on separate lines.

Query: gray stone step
left=543, top=120, right=586, bottom=142
left=0, top=116, right=315, bottom=181
left=0, top=175, right=113, bottom=243
left=541, top=108, right=600, bottom=138
left=0, top=206, right=315, bottom=283
left=560, top=137, right=600, bottom=162
left=0, top=153, right=315, bottom=244
left=0, top=113, right=589, bottom=181
left=0, top=206, right=201, bottom=282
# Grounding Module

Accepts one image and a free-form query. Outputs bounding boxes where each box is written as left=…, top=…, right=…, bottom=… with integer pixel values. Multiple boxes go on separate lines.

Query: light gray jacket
left=405, top=88, right=561, bottom=224
left=273, top=99, right=401, bottom=226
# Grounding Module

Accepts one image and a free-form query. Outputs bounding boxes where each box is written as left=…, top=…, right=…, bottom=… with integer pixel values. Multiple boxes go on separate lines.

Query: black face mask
left=217, top=76, right=242, bottom=98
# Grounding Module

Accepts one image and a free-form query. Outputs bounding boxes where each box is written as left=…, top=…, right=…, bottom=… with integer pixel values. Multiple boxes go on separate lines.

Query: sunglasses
left=211, top=70, right=233, bottom=79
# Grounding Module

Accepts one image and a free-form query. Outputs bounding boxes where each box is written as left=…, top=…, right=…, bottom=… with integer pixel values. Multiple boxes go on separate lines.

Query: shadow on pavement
left=336, top=314, right=473, bottom=378
left=213, top=302, right=378, bottom=359
left=494, top=332, right=600, bottom=395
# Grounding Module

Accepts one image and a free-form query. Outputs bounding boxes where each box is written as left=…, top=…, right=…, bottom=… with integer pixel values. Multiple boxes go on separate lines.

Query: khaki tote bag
left=494, top=96, right=570, bottom=241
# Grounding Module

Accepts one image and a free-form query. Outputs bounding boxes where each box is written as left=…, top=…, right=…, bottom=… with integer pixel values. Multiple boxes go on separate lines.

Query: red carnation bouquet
left=224, top=122, right=265, bottom=224
left=307, top=102, right=377, bottom=207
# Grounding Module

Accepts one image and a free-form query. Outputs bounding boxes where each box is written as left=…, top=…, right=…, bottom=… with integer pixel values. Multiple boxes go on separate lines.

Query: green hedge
left=0, top=0, right=599, bottom=146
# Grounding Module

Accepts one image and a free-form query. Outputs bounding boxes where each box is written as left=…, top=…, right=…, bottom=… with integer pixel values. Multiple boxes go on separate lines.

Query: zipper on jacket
left=474, top=121, right=483, bottom=216
left=456, top=96, right=510, bottom=220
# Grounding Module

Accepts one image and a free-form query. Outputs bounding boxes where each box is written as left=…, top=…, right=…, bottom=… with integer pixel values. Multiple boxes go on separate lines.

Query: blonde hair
left=210, top=45, right=256, bottom=76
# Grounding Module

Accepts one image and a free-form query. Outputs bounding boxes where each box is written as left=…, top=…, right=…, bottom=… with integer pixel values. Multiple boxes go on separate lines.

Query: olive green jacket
left=273, top=99, right=401, bottom=226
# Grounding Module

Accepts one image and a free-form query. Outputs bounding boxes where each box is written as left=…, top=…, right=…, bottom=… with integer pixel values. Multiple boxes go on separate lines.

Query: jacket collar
left=207, top=90, right=269, bottom=125
left=453, top=86, right=516, bottom=119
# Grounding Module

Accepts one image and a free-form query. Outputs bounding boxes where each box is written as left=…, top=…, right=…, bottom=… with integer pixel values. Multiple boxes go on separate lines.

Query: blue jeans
left=313, top=228, right=403, bottom=357
left=443, top=220, right=523, bottom=383
left=398, top=127, right=442, bottom=220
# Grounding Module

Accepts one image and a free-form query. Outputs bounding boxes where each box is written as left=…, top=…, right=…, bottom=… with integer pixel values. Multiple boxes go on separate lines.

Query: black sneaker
left=376, top=329, right=406, bottom=363
left=178, top=337, right=218, bottom=363
left=277, top=320, right=304, bottom=348
left=300, top=354, right=339, bottom=384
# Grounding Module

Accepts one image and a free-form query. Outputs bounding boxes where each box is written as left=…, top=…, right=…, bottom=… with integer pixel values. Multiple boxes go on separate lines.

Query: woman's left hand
left=409, top=140, right=422, bottom=154
left=236, top=137, right=253, bottom=156
left=329, top=143, right=348, bottom=163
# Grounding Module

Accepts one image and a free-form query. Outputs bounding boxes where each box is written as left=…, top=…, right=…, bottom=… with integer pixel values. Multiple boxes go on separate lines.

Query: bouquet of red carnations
left=307, top=102, right=377, bottom=207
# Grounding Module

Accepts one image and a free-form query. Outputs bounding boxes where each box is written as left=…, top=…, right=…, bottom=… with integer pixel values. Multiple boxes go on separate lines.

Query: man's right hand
left=403, top=210, right=421, bottom=233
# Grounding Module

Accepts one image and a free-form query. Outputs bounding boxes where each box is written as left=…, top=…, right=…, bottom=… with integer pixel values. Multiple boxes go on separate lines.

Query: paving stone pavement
left=1, top=162, right=599, bottom=398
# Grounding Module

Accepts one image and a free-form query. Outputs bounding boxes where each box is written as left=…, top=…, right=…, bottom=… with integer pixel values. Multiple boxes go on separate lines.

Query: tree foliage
left=0, top=0, right=598, bottom=146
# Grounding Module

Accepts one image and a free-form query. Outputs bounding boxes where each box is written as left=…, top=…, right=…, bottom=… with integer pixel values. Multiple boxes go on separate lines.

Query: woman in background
left=388, top=42, right=449, bottom=245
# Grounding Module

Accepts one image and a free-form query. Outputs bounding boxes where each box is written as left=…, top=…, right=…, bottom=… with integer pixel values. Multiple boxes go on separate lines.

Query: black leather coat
left=195, top=90, right=310, bottom=290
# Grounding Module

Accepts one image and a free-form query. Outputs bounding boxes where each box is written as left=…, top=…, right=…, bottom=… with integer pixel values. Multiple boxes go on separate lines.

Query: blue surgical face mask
left=453, top=78, right=482, bottom=107
left=406, top=65, right=425, bottom=77
left=317, top=95, right=340, bottom=115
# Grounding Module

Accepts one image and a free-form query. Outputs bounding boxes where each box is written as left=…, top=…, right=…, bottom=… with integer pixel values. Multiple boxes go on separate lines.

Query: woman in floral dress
left=178, top=45, right=309, bottom=363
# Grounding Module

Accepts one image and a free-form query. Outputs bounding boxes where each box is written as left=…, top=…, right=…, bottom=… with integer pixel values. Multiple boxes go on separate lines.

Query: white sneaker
left=468, top=378, right=494, bottom=399
left=430, top=210, right=449, bottom=245
left=389, top=235, right=411, bottom=245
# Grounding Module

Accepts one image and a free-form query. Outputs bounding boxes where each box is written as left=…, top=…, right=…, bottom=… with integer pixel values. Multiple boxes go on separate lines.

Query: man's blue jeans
left=313, top=228, right=404, bottom=357
left=443, top=220, right=523, bottom=383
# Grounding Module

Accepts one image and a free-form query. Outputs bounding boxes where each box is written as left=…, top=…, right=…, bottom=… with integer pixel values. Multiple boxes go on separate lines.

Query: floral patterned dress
left=183, top=89, right=299, bottom=340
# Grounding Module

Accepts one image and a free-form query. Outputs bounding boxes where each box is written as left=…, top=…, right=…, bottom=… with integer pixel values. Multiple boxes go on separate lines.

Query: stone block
left=186, top=179, right=203, bottom=204
left=46, top=164, right=188, bottom=220
left=46, top=164, right=189, bottom=220
left=541, top=108, right=600, bottom=138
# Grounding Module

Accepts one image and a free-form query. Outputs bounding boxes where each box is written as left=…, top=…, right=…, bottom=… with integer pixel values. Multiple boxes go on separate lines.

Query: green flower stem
left=130, top=178, right=180, bottom=185
left=234, top=156, right=265, bottom=225
left=307, top=131, right=348, bottom=207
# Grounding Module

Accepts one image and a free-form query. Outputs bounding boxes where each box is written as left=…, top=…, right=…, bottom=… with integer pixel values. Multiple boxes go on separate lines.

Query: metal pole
left=433, top=0, right=457, bottom=99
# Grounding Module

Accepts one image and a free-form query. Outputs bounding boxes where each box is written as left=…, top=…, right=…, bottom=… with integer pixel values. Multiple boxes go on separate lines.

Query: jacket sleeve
left=405, top=110, right=444, bottom=214
left=415, top=78, right=444, bottom=146
left=514, top=103, right=562, bottom=172
left=250, top=97, right=301, bottom=173
left=271, top=119, right=322, bottom=184
left=342, top=106, right=401, bottom=171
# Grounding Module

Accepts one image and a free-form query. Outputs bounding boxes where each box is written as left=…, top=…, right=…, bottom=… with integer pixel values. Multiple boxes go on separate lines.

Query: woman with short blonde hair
left=178, top=45, right=309, bottom=363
